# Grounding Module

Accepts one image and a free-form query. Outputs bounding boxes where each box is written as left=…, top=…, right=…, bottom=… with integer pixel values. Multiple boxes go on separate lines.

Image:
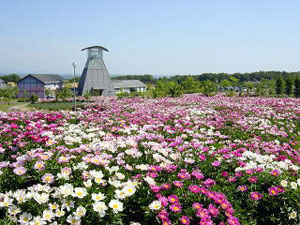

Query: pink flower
left=248, top=176, right=258, bottom=183
left=270, top=170, right=280, bottom=176
left=191, top=170, right=205, bottom=180
left=13, top=166, right=26, bottom=175
left=192, top=202, right=203, bottom=210
left=180, top=216, right=190, bottom=224
left=162, top=183, right=171, bottom=190
left=173, top=181, right=184, bottom=188
left=42, top=173, right=54, bottom=184
left=34, top=161, right=45, bottom=171
left=250, top=192, right=263, bottom=200
left=169, top=203, right=182, bottom=212
left=188, top=185, right=201, bottom=193
left=238, top=185, right=248, bottom=192
left=268, top=186, right=279, bottom=196
left=168, top=195, right=179, bottom=204
left=198, top=154, right=206, bottom=161
left=208, top=204, right=219, bottom=217
left=212, top=161, right=221, bottom=167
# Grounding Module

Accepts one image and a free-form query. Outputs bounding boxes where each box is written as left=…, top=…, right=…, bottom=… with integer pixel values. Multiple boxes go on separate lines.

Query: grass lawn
left=30, top=102, right=83, bottom=111
left=0, top=102, right=29, bottom=112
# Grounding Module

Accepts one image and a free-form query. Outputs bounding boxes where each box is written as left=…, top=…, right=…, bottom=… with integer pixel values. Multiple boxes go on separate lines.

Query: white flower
left=83, top=179, right=93, bottom=188
left=92, top=192, right=106, bottom=202
left=74, top=206, right=86, bottom=217
left=18, top=212, right=32, bottom=224
left=73, top=187, right=88, bottom=198
left=123, top=185, right=136, bottom=197
left=48, top=203, right=59, bottom=211
left=42, top=209, right=54, bottom=221
left=149, top=200, right=162, bottom=210
left=62, top=199, right=75, bottom=211
left=55, top=209, right=65, bottom=217
left=280, top=180, right=288, bottom=187
left=30, top=216, right=46, bottom=225
left=109, top=199, right=123, bottom=213
left=66, top=214, right=81, bottom=225
left=290, top=210, right=297, bottom=219
left=93, top=201, right=108, bottom=217
left=33, top=193, right=49, bottom=204
left=59, top=183, right=74, bottom=197
left=90, top=170, right=104, bottom=179
left=297, top=178, right=300, bottom=186
left=8, top=205, right=21, bottom=216
left=290, top=182, right=298, bottom=190
left=114, top=189, right=127, bottom=199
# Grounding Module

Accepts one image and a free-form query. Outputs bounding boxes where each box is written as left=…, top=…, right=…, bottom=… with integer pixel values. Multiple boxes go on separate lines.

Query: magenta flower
left=268, top=186, right=279, bottom=196
left=170, top=203, right=182, bottom=213
left=248, top=176, right=258, bottom=183
left=212, top=161, right=221, bottom=167
left=168, top=195, right=179, bottom=204
left=270, top=170, right=280, bottom=176
left=192, top=202, right=203, bottom=210
left=188, top=185, right=201, bottom=193
left=208, top=204, right=219, bottom=217
left=180, top=216, right=190, bottom=224
left=173, top=181, right=184, bottom=188
left=250, top=192, right=263, bottom=200
left=238, top=185, right=248, bottom=192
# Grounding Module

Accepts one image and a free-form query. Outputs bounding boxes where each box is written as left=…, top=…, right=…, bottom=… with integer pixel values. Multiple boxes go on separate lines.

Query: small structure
left=78, top=46, right=115, bottom=96
left=17, top=74, right=64, bottom=98
left=0, top=78, right=7, bottom=89
left=112, top=80, right=146, bottom=93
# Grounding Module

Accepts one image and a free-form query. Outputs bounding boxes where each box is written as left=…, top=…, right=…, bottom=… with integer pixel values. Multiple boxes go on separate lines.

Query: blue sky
left=0, top=0, right=300, bottom=76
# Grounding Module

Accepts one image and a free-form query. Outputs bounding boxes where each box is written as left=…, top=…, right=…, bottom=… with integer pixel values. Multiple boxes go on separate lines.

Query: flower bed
left=0, top=95, right=300, bottom=225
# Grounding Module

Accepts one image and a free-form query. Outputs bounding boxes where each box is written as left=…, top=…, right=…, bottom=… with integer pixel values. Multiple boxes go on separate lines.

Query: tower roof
left=81, top=46, right=109, bottom=52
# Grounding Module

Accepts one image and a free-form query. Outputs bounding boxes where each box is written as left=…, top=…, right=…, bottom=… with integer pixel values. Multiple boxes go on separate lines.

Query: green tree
left=56, top=87, right=72, bottom=101
left=220, top=79, right=232, bottom=89
left=285, top=77, right=293, bottom=96
left=294, top=78, right=300, bottom=98
left=201, top=80, right=218, bottom=96
left=182, top=76, right=200, bottom=93
left=168, top=82, right=183, bottom=97
left=30, top=94, right=38, bottom=104
left=0, top=73, right=20, bottom=82
left=275, top=76, right=284, bottom=96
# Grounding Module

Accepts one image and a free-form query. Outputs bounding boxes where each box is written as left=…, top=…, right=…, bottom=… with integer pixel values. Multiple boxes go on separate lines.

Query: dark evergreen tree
left=285, top=77, right=293, bottom=96
left=275, top=76, right=284, bottom=96
left=294, top=78, right=300, bottom=98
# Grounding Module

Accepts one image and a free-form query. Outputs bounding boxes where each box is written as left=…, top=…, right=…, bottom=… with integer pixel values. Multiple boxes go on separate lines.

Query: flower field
left=0, top=95, right=300, bottom=225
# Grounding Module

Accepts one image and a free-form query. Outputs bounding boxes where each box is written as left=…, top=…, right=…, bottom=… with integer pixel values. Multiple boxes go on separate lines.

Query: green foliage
left=201, top=80, right=218, bottom=96
left=30, top=94, right=38, bottom=104
left=285, top=77, right=294, bottom=96
left=220, top=79, right=232, bottom=88
left=56, top=87, right=72, bottom=101
left=31, top=102, right=83, bottom=111
left=0, top=86, right=18, bottom=98
left=275, top=76, right=284, bottom=96
left=152, top=80, right=183, bottom=98
left=182, top=76, right=201, bottom=93
left=0, top=73, right=20, bottom=82
left=294, top=78, right=300, bottom=98
left=83, top=93, right=92, bottom=101
left=168, top=81, right=183, bottom=97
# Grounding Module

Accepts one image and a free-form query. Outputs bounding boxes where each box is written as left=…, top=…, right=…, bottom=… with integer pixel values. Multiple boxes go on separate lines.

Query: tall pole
left=72, top=62, right=77, bottom=112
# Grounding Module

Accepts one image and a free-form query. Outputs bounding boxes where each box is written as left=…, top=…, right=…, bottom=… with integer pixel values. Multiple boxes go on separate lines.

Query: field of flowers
left=0, top=95, right=300, bottom=225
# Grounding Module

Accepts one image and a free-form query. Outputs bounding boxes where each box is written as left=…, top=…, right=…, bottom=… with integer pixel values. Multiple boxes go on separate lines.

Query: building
left=112, top=80, right=147, bottom=93
left=0, top=79, right=7, bottom=89
left=78, top=46, right=115, bottom=96
left=17, top=74, right=64, bottom=98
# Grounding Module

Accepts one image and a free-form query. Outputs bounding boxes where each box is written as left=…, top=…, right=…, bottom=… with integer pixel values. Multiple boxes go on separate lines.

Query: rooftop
left=81, top=46, right=109, bottom=52
left=112, top=80, right=146, bottom=89
left=19, top=74, right=64, bottom=84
